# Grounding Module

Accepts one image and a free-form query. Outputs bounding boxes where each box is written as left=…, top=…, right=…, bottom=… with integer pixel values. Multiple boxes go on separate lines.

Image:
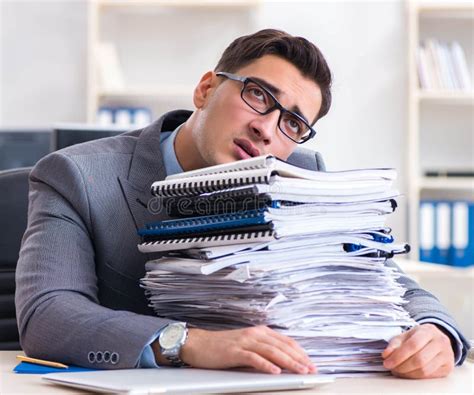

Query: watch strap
left=160, top=323, right=189, bottom=367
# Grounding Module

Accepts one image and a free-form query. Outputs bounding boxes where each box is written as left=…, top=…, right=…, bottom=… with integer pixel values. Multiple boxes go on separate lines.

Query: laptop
left=42, top=367, right=334, bottom=394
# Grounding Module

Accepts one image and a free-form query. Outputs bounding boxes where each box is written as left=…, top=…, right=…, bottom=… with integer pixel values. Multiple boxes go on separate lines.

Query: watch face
left=160, top=324, right=185, bottom=349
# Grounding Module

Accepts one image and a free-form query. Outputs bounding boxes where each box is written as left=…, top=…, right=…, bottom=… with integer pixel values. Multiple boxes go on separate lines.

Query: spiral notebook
left=139, top=203, right=395, bottom=240
left=164, top=155, right=396, bottom=181
left=180, top=231, right=397, bottom=260
left=151, top=155, right=396, bottom=198
left=163, top=187, right=397, bottom=218
left=138, top=209, right=390, bottom=252
left=164, top=186, right=277, bottom=217
left=138, top=229, right=278, bottom=253
left=139, top=209, right=269, bottom=237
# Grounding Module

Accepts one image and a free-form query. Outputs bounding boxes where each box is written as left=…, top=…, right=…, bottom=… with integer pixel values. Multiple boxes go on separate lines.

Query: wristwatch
left=158, top=322, right=189, bottom=367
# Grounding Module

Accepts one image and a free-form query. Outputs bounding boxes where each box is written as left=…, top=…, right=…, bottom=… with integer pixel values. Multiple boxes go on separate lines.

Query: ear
left=193, top=71, right=216, bottom=109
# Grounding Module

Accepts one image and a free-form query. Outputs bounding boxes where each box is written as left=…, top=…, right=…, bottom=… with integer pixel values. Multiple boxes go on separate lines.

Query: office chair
left=0, top=167, right=31, bottom=350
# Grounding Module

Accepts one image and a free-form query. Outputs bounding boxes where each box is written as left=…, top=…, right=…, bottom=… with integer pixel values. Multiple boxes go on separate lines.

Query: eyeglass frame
left=215, top=71, right=317, bottom=144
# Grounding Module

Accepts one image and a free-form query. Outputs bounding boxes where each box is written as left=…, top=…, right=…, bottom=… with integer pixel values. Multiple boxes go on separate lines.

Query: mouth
left=234, top=138, right=261, bottom=159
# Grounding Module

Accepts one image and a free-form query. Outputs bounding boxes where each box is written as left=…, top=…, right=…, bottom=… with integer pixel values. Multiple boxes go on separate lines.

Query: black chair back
left=0, top=167, right=31, bottom=350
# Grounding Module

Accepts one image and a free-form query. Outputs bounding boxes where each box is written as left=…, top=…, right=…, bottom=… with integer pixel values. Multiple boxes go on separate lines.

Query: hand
left=153, top=325, right=316, bottom=375
left=382, top=324, right=455, bottom=379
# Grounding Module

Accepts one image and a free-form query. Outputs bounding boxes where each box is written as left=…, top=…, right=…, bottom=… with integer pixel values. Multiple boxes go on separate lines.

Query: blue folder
left=139, top=209, right=269, bottom=237
left=434, top=201, right=451, bottom=265
left=419, top=200, right=436, bottom=263
left=451, top=201, right=474, bottom=267
left=14, top=361, right=95, bottom=374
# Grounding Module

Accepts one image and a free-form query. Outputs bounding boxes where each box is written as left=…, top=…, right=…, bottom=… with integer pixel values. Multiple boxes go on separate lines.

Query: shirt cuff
left=417, top=318, right=464, bottom=365
left=137, top=329, right=163, bottom=368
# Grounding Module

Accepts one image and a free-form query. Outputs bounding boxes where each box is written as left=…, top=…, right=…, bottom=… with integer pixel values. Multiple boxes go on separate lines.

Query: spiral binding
left=152, top=174, right=271, bottom=197
left=138, top=230, right=276, bottom=253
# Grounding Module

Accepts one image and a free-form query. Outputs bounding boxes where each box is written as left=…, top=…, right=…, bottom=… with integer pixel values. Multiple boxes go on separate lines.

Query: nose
left=248, top=109, right=280, bottom=144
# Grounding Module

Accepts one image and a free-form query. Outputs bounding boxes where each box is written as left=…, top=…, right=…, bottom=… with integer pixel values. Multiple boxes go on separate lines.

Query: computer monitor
left=0, top=129, right=51, bottom=171
left=52, top=123, right=130, bottom=151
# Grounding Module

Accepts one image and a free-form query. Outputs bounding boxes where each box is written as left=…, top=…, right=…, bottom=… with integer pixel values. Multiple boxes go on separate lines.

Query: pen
left=16, top=355, right=68, bottom=369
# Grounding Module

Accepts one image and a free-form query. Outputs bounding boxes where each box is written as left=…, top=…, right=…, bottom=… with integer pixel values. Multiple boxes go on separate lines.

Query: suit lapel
left=117, top=176, right=156, bottom=230
left=118, top=110, right=192, bottom=230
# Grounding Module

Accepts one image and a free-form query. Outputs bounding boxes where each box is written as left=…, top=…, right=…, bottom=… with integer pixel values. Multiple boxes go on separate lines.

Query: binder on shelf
left=115, top=108, right=133, bottom=127
left=435, top=202, right=451, bottom=265
left=419, top=201, right=436, bottom=263
left=133, top=108, right=153, bottom=127
left=416, top=39, right=472, bottom=91
left=96, top=106, right=152, bottom=128
left=451, top=201, right=474, bottom=267
left=97, top=107, right=114, bottom=126
left=420, top=200, right=473, bottom=267
left=451, top=41, right=472, bottom=91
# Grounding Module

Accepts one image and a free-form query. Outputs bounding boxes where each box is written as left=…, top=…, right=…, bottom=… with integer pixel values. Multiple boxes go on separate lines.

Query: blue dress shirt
left=137, top=124, right=183, bottom=368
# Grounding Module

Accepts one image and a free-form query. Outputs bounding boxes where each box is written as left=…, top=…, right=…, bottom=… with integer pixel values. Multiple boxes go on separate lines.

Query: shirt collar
left=160, top=123, right=184, bottom=177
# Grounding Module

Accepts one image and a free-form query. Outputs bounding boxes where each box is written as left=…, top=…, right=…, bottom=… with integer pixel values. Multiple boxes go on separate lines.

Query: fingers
left=242, top=326, right=316, bottom=374
left=234, top=349, right=282, bottom=375
left=249, top=341, right=311, bottom=374
left=387, top=341, right=439, bottom=374
left=383, top=324, right=455, bottom=379
left=392, top=358, right=453, bottom=380
left=383, top=327, right=431, bottom=369
left=259, top=327, right=316, bottom=372
left=181, top=326, right=316, bottom=375
left=381, top=329, right=412, bottom=359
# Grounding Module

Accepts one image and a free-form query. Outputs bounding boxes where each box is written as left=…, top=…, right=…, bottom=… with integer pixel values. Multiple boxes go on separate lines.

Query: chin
left=209, top=148, right=240, bottom=166
left=214, top=155, right=238, bottom=166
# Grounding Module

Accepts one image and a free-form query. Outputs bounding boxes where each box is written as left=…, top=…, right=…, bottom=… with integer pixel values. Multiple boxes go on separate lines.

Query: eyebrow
left=249, top=76, right=310, bottom=124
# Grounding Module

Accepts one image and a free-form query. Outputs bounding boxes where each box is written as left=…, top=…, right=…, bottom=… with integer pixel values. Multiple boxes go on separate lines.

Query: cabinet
left=407, top=1, right=474, bottom=262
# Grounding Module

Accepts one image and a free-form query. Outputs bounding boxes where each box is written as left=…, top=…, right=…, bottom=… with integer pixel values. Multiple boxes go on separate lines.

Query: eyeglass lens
left=241, top=81, right=311, bottom=142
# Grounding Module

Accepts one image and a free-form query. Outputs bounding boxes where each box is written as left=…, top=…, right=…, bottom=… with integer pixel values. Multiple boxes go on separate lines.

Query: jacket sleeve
left=315, top=151, right=326, bottom=172
left=15, top=151, right=173, bottom=369
left=386, top=259, right=471, bottom=365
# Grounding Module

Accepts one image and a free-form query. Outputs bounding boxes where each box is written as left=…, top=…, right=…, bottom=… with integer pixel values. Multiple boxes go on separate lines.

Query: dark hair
left=215, top=29, right=332, bottom=122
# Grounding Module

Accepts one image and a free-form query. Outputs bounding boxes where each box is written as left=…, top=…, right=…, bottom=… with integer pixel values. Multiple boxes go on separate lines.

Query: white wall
left=0, top=0, right=408, bottom=240
left=260, top=0, right=408, bottom=240
left=0, top=0, right=88, bottom=127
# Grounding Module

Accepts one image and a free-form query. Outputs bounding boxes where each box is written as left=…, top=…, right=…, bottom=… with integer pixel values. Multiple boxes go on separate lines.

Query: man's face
left=191, top=54, right=323, bottom=167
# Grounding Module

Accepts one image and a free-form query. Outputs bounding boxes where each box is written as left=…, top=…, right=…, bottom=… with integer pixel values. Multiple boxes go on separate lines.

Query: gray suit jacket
left=16, top=110, right=469, bottom=369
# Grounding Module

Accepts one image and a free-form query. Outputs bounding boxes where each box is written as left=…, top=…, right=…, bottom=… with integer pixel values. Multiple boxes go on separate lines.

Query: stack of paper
left=138, top=155, right=415, bottom=374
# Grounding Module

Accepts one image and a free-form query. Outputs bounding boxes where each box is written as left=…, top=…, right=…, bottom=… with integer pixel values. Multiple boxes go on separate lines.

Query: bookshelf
left=86, top=0, right=261, bottom=124
left=407, top=1, right=474, bottom=262
left=417, top=91, right=474, bottom=104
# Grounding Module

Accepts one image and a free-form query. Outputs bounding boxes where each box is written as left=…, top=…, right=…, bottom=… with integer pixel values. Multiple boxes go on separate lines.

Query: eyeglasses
left=216, top=72, right=316, bottom=144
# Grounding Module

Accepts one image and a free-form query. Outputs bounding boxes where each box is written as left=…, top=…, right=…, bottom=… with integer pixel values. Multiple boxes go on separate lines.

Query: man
left=16, top=29, right=469, bottom=379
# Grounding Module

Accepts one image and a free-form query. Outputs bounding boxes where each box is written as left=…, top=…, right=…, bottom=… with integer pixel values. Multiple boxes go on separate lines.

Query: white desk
left=1, top=351, right=473, bottom=394
left=3, top=260, right=472, bottom=394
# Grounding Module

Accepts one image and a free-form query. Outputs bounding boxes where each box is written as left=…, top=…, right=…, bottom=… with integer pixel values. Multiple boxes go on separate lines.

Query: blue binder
left=434, top=201, right=451, bottom=265
left=139, top=209, right=269, bottom=237
left=14, top=362, right=95, bottom=374
left=419, top=200, right=436, bottom=263
left=451, top=201, right=474, bottom=267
